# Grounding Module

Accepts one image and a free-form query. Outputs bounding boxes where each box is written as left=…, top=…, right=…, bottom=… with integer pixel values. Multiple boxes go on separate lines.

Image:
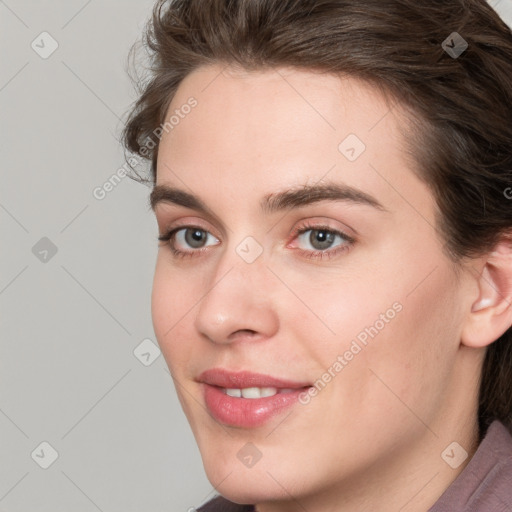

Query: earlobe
left=461, top=237, right=512, bottom=348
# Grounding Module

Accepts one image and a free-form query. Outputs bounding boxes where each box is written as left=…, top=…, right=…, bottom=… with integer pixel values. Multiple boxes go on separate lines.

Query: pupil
left=310, top=229, right=334, bottom=250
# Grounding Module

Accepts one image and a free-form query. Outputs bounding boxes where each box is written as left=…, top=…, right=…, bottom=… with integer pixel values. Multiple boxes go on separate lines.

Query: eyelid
left=155, top=209, right=228, bottom=239
left=157, top=216, right=220, bottom=238
left=288, top=218, right=356, bottom=243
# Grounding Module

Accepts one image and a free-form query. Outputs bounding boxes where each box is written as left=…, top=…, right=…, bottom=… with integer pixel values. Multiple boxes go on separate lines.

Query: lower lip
left=202, top=384, right=310, bottom=428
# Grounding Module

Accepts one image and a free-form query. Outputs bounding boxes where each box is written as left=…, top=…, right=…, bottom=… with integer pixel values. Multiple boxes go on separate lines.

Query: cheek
left=334, top=263, right=461, bottom=424
left=151, top=257, right=195, bottom=372
left=381, top=269, right=461, bottom=400
left=286, top=251, right=461, bottom=416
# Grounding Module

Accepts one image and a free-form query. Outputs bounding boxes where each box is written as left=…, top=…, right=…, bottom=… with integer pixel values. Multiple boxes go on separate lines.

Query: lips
left=197, top=368, right=311, bottom=389
left=198, top=368, right=312, bottom=428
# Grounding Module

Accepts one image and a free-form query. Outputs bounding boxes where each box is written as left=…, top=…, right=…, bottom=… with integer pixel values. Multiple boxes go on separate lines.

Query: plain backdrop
left=1, top=1, right=511, bottom=511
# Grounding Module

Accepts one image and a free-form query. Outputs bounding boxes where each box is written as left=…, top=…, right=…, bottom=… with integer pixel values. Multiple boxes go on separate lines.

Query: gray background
left=1, top=1, right=511, bottom=511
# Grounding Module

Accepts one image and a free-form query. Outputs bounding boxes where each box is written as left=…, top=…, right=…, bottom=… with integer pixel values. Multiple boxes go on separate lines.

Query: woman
left=122, top=1, right=512, bottom=510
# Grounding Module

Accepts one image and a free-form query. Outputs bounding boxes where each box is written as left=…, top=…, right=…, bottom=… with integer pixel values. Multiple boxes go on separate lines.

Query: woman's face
left=151, top=65, right=477, bottom=506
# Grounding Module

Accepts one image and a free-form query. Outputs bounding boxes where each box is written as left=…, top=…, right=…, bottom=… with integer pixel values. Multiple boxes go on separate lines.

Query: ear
left=461, top=236, right=512, bottom=348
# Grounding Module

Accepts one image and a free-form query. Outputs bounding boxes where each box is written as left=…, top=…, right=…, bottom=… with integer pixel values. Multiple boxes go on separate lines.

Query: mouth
left=197, top=368, right=312, bottom=428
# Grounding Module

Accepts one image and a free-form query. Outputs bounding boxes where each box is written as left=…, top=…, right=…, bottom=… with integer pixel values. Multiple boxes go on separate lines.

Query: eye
left=158, top=226, right=220, bottom=257
left=290, top=223, right=355, bottom=260
left=298, top=228, right=342, bottom=251
left=174, top=227, right=217, bottom=249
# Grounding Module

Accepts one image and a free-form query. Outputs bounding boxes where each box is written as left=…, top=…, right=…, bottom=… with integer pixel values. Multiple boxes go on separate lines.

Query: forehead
left=155, top=64, right=434, bottom=224
left=161, top=64, right=400, bottom=157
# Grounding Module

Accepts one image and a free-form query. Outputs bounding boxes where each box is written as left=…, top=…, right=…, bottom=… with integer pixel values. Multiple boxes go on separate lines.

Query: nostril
left=229, top=329, right=258, bottom=340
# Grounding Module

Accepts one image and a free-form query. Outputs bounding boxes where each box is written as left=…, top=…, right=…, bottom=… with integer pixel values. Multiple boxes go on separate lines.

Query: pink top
left=198, top=420, right=512, bottom=512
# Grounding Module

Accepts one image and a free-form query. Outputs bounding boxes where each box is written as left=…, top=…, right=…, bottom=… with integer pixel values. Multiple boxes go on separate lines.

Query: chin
left=202, top=456, right=310, bottom=505
left=205, top=480, right=286, bottom=507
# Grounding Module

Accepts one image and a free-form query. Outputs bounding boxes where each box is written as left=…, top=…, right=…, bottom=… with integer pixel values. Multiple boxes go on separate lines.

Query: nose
left=194, top=248, right=279, bottom=345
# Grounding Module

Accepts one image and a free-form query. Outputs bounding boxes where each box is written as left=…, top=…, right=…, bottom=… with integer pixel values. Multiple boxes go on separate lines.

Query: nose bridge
left=193, top=234, right=278, bottom=344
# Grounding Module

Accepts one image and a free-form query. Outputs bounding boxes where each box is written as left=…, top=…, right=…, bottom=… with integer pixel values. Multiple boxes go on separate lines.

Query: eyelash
left=157, top=221, right=356, bottom=261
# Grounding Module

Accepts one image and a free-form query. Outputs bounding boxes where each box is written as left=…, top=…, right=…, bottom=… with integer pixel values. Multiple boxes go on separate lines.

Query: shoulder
left=196, top=495, right=255, bottom=512
left=429, top=420, right=512, bottom=511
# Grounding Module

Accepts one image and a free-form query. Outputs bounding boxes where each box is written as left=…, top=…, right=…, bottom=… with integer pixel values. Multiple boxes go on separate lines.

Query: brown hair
left=121, top=0, right=512, bottom=436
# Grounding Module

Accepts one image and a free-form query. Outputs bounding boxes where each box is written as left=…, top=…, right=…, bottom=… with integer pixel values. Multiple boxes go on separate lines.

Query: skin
left=150, top=64, right=509, bottom=512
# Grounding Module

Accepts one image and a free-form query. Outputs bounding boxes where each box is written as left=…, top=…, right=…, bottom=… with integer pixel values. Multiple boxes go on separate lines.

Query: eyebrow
left=149, top=181, right=388, bottom=216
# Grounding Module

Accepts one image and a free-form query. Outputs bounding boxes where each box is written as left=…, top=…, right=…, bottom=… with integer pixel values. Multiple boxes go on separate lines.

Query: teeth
left=243, top=387, right=276, bottom=398
left=224, top=387, right=279, bottom=398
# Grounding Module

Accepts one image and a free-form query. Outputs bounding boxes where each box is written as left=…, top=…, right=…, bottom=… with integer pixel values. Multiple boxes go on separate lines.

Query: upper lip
left=198, top=368, right=311, bottom=389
